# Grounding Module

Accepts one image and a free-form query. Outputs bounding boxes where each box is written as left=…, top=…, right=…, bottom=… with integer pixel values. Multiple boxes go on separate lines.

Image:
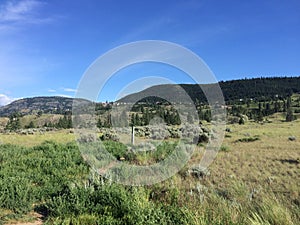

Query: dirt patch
left=5, top=213, right=43, bottom=225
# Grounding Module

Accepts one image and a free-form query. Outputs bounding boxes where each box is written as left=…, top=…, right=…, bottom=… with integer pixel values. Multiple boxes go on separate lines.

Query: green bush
left=102, top=141, right=127, bottom=160
left=236, top=136, right=260, bottom=143
left=0, top=177, right=33, bottom=214
left=43, top=182, right=195, bottom=225
left=220, top=145, right=230, bottom=152
left=0, top=142, right=89, bottom=219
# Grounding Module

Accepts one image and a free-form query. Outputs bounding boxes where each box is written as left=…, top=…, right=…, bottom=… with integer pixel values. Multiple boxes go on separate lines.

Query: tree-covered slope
left=118, top=76, right=300, bottom=103
left=1, top=76, right=300, bottom=117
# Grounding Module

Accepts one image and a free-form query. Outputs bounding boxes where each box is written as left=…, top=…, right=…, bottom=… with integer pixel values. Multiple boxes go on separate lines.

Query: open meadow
left=0, top=113, right=299, bottom=225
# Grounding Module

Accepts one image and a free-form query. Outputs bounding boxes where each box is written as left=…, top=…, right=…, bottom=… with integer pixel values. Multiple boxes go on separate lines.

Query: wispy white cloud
left=0, top=0, right=57, bottom=32
left=63, top=88, right=77, bottom=93
left=48, top=89, right=56, bottom=93
left=0, top=0, right=42, bottom=22
left=0, top=94, right=15, bottom=106
left=57, top=94, right=73, bottom=98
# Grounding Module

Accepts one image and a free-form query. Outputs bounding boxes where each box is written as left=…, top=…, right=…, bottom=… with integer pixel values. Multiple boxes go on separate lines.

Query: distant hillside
left=118, top=77, right=300, bottom=103
left=1, top=77, right=300, bottom=117
left=0, top=96, right=74, bottom=117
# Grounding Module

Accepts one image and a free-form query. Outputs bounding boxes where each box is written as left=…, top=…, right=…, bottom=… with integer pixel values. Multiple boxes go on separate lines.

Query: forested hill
left=219, top=76, right=300, bottom=102
left=118, top=76, right=300, bottom=103
left=1, top=77, right=299, bottom=117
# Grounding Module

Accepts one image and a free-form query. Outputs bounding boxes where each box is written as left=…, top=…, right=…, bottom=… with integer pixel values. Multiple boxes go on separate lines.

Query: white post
left=131, top=125, right=135, bottom=145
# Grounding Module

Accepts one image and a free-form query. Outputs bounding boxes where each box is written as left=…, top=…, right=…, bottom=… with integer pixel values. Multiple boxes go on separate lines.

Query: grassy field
left=0, top=130, right=75, bottom=147
left=0, top=114, right=299, bottom=224
left=212, top=114, right=300, bottom=193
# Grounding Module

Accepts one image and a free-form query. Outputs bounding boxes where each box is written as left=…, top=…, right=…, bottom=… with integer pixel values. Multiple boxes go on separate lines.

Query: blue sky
left=0, top=0, right=299, bottom=105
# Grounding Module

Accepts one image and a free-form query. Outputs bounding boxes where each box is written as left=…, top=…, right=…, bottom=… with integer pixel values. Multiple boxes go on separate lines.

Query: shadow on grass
left=277, top=158, right=300, bottom=165
left=33, top=205, right=49, bottom=223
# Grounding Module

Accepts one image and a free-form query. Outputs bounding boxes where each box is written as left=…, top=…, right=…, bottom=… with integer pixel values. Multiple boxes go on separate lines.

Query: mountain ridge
left=117, top=76, right=300, bottom=103
left=1, top=76, right=300, bottom=117
left=0, top=96, right=77, bottom=117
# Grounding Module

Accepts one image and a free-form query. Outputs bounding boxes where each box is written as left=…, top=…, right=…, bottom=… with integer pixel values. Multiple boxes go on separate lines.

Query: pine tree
left=286, top=108, right=295, bottom=122
left=130, top=113, right=136, bottom=126
left=143, top=108, right=150, bottom=125
left=37, top=111, right=43, bottom=117
left=274, top=101, right=280, bottom=112
left=164, top=110, right=170, bottom=124
left=256, top=103, right=264, bottom=121
left=239, top=117, right=245, bottom=125
left=67, top=116, right=72, bottom=128
left=135, top=113, right=140, bottom=126
left=26, top=121, right=35, bottom=129
left=287, top=96, right=292, bottom=109
left=173, top=112, right=181, bottom=125
left=258, top=102, right=262, bottom=112
left=104, top=114, right=112, bottom=128
left=204, top=110, right=211, bottom=122
left=257, top=111, right=264, bottom=122
left=264, top=103, right=272, bottom=116
left=55, top=114, right=72, bottom=129
left=5, top=113, right=21, bottom=131
left=283, top=100, right=287, bottom=112
left=97, top=118, right=102, bottom=128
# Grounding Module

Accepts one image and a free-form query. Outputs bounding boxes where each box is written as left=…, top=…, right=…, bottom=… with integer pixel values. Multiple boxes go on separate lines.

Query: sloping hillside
left=118, top=76, right=300, bottom=103
left=0, top=96, right=74, bottom=117
left=1, top=77, right=300, bottom=117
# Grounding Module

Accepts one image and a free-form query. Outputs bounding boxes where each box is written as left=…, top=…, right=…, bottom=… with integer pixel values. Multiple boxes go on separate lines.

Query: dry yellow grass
left=19, top=114, right=63, bottom=128
left=0, top=130, right=75, bottom=147
left=189, top=116, right=300, bottom=204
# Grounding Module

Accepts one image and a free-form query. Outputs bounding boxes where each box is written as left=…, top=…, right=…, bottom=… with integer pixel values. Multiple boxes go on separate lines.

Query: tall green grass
left=0, top=141, right=299, bottom=224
